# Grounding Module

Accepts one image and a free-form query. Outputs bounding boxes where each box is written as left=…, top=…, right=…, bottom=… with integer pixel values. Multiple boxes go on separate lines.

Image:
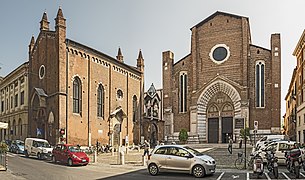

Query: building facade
left=0, top=62, right=29, bottom=141
left=143, top=84, right=164, bottom=146
left=28, top=8, right=144, bottom=146
left=293, top=30, right=305, bottom=144
left=284, top=68, right=297, bottom=140
left=163, top=11, right=281, bottom=143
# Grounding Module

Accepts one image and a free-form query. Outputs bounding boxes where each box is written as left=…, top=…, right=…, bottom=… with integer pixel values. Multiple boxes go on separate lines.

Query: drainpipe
left=65, top=42, right=69, bottom=144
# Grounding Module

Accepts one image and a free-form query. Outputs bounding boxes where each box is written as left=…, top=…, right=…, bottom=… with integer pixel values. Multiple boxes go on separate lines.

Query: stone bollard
left=94, top=150, right=97, bottom=163
left=120, top=150, right=125, bottom=165
left=142, top=155, right=146, bottom=166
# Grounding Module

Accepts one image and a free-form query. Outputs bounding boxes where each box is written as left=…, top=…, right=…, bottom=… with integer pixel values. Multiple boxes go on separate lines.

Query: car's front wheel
left=24, top=150, right=29, bottom=157
left=68, top=158, right=73, bottom=166
left=192, top=165, right=205, bottom=178
left=37, top=153, right=42, bottom=160
left=148, top=163, right=159, bottom=176
left=52, top=155, right=57, bottom=163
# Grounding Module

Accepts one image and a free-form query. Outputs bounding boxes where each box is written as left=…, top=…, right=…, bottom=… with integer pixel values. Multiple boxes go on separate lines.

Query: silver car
left=147, top=145, right=216, bottom=178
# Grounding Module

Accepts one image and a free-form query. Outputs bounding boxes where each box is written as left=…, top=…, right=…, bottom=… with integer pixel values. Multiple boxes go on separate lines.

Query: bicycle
left=235, top=151, right=254, bottom=170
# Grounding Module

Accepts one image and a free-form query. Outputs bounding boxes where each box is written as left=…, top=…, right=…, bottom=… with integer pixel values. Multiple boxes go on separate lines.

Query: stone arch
left=197, top=80, right=241, bottom=141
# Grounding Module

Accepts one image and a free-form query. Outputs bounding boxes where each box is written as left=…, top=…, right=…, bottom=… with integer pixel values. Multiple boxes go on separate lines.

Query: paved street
left=1, top=144, right=305, bottom=179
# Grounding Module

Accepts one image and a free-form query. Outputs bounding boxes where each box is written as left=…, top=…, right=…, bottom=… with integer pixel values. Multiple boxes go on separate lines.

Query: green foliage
left=240, top=127, right=250, bottom=139
left=0, top=142, right=8, bottom=153
left=179, top=129, right=188, bottom=144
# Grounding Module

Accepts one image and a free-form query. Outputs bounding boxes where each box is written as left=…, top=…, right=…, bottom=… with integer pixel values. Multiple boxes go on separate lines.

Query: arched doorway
left=150, top=123, right=158, bottom=147
left=198, top=79, right=242, bottom=143
left=30, top=89, right=48, bottom=139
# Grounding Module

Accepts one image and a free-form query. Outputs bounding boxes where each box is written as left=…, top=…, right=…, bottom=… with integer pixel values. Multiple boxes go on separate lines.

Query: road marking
left=247, top=172, right=249, bottom=180
left=301, top=172, right=305, bottom=177
left=216, top=172, right=224, bottom=180
left=282, top=172, right=291, bottom=180
left=264, top=172, right=271, bottom=180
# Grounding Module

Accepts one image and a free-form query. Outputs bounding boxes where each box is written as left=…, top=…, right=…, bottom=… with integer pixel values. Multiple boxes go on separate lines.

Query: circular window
left=209, top=44, right=230, bottom=64
left=39, top=65, right=45, bottom=79
left=117, top=89, right=123, bottom=99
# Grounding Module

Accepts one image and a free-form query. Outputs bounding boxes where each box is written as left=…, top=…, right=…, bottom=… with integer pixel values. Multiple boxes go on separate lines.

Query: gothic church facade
left=163, top=11, right=281, bottom=143
left=28, top=8, right=144, bottom=146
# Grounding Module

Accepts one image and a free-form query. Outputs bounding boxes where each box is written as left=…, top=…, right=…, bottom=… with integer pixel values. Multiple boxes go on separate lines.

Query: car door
left=152, top=147, right=168, bottom=168
left=165, top=147, right=192, bottom=171
left=277, top=142, right=290, bottom=164
left=31, top=140, right=39, bottom=156
left=53, top=145, right=61, bottom=162
left=61, top=145, right=69, bottom=162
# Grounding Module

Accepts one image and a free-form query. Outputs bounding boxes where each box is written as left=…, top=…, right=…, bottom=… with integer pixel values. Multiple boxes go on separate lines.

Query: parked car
left=52, top=144, right=89, bottom=166
left=255, top=135, right=286, bottom=150
left=10, top=140, right=24, bottom=154
left=261, top=140, right=298, bottom=164
left=147, top=144, right=216, bottom=178
left=24, top=138, right=53, bottom=160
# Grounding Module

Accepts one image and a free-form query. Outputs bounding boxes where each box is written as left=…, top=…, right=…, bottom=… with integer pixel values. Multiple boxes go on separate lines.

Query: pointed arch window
left=73, top=77, right=82, bottom=113
left=153, top=99, right=159, bottom=117
left=256, top=61, right=265, bottom=108
left=132, top=95, right=137, bottom=122
left=97, top=84, right=105, bottom=118
left=179, top=72, right=188, bottom=112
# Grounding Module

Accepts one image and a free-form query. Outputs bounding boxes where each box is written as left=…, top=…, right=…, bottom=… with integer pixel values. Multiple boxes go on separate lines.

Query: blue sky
left=0, top=0, right=304, bottom=117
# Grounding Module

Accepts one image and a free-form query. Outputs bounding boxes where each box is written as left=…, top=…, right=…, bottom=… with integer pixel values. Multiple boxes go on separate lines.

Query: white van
left=24, top=138, right=53, bottom=160
left=255, top=135, right=286, bottom=150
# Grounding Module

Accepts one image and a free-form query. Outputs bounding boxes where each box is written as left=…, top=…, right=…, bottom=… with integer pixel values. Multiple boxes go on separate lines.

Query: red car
left=52, top=144, right=89, bottom=166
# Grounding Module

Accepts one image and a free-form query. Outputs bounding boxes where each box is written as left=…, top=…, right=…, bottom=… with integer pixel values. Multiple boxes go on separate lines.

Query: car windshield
left=68, top=146, right=82, bottom=152
left=16, top=141, right=24, bottom=146
left=184, top=146, right=203, bottom=156
left=36, top=141, right=51, bottom=148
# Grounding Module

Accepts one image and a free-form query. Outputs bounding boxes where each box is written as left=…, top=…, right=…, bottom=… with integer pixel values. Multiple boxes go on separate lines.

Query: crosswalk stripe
left=300, top=172, right=305, bottom=177
left=247, top=172, right=249, bottom=180
left=264, top=172, right=271, bottom=180
left=216, top=172, right=224, bottom=180
left=282, top=172, right=291, bottom=180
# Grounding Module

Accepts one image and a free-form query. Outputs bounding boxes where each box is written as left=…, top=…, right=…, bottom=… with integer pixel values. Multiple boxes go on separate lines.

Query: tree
left=179, top=129, right=188, bottom=144
left=240, top=127, right=250, bottom=140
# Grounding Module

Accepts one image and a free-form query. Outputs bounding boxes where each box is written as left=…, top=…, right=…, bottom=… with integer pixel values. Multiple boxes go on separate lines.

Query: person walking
left=143, top=140, right=150, bottom=157
left=228, top=136, right=233, bottom=154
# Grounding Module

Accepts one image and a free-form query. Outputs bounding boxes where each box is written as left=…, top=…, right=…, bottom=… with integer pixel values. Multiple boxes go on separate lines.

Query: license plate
left=82, top=159, right=86, bottom=162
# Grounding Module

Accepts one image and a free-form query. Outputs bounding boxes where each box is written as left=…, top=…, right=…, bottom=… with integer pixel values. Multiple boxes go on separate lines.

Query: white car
left=261, top=140, right=299, bottom=164
left=255, top=135, right=286, bottom=150
left=24, top=138, right=53, bottom=160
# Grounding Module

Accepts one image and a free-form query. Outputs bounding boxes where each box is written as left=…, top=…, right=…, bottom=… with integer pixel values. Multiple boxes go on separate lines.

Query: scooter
left=265, top=150, right=278, bottom=178
left=253, top=151, right=264, bottom=178
left=285, top=148, right=301, bottom=179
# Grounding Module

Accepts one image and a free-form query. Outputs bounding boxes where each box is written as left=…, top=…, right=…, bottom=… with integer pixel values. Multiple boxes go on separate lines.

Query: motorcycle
left=265, top=150, right=279, bottom=178
left=253, top=150, right=264, bottom=178
left=285, top=148, right=301, bottom=179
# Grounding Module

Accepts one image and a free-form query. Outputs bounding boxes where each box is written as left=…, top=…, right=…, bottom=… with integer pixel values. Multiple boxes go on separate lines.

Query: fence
left=0, top=152, right=7, bottom=171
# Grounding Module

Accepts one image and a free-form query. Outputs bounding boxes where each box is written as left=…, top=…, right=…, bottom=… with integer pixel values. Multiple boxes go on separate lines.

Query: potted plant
left=179, top=129, right=188, bottom=144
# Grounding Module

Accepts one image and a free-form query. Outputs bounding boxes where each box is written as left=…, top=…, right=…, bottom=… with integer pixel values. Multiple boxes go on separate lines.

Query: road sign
left=254, top=121, right=258, bottom=130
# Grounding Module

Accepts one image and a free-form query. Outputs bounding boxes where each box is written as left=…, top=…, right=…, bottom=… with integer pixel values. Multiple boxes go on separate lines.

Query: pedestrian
left=228, top=136, right=233, bottom=154
left=143, top=140, right=150, bottom=157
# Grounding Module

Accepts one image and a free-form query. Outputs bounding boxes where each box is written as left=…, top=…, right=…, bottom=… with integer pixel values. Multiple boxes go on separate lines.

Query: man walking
left=228, top=136, right=233, bottom=154
left=143, top=140, right=150, bottom=157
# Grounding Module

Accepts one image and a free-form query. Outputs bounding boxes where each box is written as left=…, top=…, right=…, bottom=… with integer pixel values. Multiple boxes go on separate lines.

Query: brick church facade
left=28, top=8, right=144, bottom=146
left=163, top=11, right=281, bottom=143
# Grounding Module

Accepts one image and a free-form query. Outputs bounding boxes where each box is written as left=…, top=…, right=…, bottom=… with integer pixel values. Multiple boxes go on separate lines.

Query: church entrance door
left=208, top=118, right=219, bottom=143
left=221, top=117, right=233, bottom=143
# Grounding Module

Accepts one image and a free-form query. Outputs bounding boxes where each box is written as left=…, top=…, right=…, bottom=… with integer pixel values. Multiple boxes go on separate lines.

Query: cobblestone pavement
left=0, top=143, right=254, bottom=179
left=90, top=143, right=253, bottom=169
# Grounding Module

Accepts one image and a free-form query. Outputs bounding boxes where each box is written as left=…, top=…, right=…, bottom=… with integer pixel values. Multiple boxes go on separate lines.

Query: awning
left=0, top=122, right=8, bottom=129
